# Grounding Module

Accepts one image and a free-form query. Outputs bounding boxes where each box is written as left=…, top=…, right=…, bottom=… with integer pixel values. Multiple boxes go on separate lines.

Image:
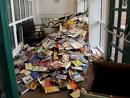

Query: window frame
left=97, top=0, right=109, bottom=57
left=8, top=0, right=33, bottom=57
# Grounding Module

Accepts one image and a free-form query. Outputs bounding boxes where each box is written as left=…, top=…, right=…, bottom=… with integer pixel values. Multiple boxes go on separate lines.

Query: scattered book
left=56, top=74, right=67, bottom=80
left=70, top=89, right=80, bottom=98
left=18, top=84, right=29, bottom=95
left=63, top=42, right=70, bottom=48
left=72, top=60, right=83, bottom=66
left=30, top=72, right=40, bottom=79
left=20, top=69, right=31, bottom=76
left=44, top=86, right=60, bottom=94
left=22, top=75, right=33, bottom=84
left=27, top=82, right=38, bottom=90
left=67, top=81, right=78, bottom=90
left=32, top=66, right=48, bottom=72
left=50, top=61, right=63, bottom=69
left=53, top=51, right=58, bottom=60
left=25, top=63, right=34, bottom=70
left=71, top=66, right=83, bottom=71
left=61, top=62, right=71, bottom=69
left=70, top=41, right=83, bottom=49
left=58, top=80, right=67, bottom=88
left=62, top=54, right=70, bottom=62
left=73, top=74, right=84, bottom=82
left=44, top=50, right=53, bottom=56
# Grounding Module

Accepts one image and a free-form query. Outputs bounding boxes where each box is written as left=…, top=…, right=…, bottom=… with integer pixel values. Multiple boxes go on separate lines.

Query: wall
left=77, top=0, right=88, bottom=13
left=33, top=0, right=76, bottom=24
left=32, top=0, right=38, bottom=23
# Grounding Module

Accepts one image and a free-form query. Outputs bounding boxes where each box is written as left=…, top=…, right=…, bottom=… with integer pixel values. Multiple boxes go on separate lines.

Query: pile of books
left=14, top=15, right=101, bottom=97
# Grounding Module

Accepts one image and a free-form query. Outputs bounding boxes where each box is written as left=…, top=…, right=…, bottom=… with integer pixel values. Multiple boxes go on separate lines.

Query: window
left=9, top=26, right=15, bottom=50
left=16, top=23, right=23, bottom=44
left=13, top=0, right=20, bottom=20
left=6, top=0, right=12, bottom=23
left=6, top=0, right=33, bottom=56
left=107, top=0, right=128, bottom=63
left=21, top=0, right=26, bottom=19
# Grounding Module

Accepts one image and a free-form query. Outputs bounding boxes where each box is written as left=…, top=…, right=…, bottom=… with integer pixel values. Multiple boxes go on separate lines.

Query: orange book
left=67, top=81, right=78, bottom=90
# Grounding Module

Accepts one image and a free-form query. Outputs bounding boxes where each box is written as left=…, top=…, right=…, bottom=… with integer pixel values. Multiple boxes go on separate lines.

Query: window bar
left=114, top=0, right=123, bottom=62
left=107, top=0, right=115, bottom=61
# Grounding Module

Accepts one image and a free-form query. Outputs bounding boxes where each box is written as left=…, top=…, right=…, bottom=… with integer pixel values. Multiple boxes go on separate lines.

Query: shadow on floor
left=20, top=87, right=70, bottom=98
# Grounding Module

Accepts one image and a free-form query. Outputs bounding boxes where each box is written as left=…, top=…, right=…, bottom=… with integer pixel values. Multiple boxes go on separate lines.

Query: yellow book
left=44, top=86, right=60, bottom=94
left=72, top=60, right=83, bottom=66
left=70, top=89, right=80, bottom=98
left=25, top=63, right=33, bottom=70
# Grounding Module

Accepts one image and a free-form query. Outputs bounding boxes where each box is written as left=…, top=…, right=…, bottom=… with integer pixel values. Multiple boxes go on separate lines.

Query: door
left=107, top=0, right=130, bottom=63
left=0, top=0, right=19, bottom=98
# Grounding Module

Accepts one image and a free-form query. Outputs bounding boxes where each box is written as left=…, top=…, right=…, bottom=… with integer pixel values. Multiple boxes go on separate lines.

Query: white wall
left=32, top=0, right=38, bottom=23
left=77, top=0, right=88, bottom=13
left=33, top=0, right=76, bottom=24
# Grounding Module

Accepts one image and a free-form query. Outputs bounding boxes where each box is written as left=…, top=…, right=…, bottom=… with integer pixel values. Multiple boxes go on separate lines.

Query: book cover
left=18, top=84, right=29, bottom=95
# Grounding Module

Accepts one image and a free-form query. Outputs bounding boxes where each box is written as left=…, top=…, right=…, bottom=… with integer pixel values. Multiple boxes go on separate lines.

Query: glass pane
left=117, top=51, right=123, bottom=63
left=21, top=0, right=26, bottom=19
left=112, top=29, right=117, bottom=45
left=122, top=0, right=127, bottom=8
left=111, top=46, right=115, bottom=61
left=6, top=0, right=12, bottom=23
left=115, top=0, right=119, bottom=8
left=99, top=24, right=105, bottom=49
left=9, top=26, right=15, bottom=50
left=29, top=1, right=32, bottom=16
left=13, top=0, right=20, bottom=20
left=114, top=11, right=118, bottom=27
left=16, top=24, right=23, bottom=44
left=25, top=0, right=29, bottom=17
left=119, top=32, right=124, bottom=49
left=121, top=12, right=127, bottom=29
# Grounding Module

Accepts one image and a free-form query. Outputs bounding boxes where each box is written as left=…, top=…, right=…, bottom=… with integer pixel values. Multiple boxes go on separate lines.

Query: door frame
left=0, top=0, right=19, bottom=98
